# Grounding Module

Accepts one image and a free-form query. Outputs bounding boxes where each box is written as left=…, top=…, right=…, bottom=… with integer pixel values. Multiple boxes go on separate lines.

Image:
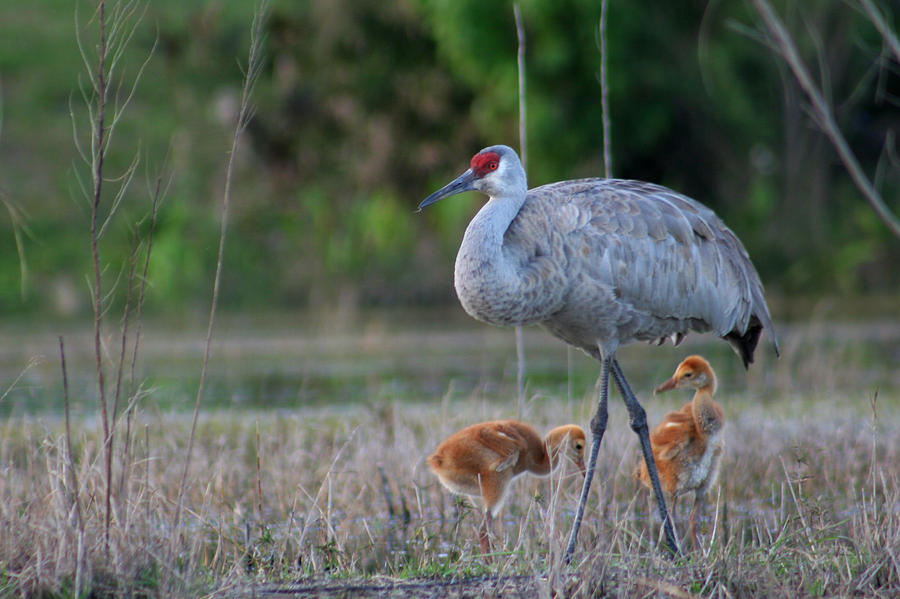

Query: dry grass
left=12, top=1, right=897, bottom=596
left=0, top=320, right=898, bottom=597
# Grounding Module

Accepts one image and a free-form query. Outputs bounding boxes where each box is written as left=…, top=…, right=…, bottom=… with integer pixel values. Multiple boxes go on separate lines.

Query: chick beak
left=576, top=455, right=587, bottom=479
left=655, top=376, right=678, bottom=394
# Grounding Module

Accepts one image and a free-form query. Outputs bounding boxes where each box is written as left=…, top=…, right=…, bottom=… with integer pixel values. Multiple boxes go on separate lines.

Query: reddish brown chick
left=428, top=420, right=586, bottom=556
left=636, top=355, right=724, bottom=548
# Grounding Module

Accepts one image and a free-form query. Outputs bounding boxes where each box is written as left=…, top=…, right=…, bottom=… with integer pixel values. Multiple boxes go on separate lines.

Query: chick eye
left=683, top=372, right=693, bottom=378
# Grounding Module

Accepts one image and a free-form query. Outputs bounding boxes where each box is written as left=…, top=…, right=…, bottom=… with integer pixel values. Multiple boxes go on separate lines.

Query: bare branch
left=0, top=354, right=40, bottom=405
left=753, top=0, right=900, bottom=238
left=98, top=144, right=140, bottom=238
left=861, top=0, right=900, bottom=64
left=68, top=94, right=90, bottom=167
left=106, top=29, right=156, bottom=155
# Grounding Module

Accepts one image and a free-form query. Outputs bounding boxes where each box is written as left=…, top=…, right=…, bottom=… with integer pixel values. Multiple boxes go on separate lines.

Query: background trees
left=0, top=0, right=896, bottom=316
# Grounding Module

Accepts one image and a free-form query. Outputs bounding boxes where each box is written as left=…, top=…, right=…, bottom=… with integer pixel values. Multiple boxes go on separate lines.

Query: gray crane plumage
left=419, top=144, right=778, bottom=558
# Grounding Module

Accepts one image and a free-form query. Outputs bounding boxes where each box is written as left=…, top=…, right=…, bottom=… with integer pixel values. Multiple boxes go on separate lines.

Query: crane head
left=655, top=355, right=718, bottom=395
left=417, top=145, right=525, bottom=211
left=545, top=424, right=587, bottom=478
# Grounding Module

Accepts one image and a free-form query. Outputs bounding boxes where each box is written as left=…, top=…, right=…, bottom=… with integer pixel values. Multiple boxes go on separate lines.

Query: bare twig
left=0, top=355, right=40, bottom=405
left=256, top=420, right=264, bottom=524
left=514, top=4, right=527, bottom=171
left=869, top=388, right=879, bottom=494
left=514, top=3, right=527, bottom=416
left=112, top=227, right=140, bottom=447
left=860, top=0, right=900, bottom=64
left=59, top=336, right=84, bottom=596
left=120, top=165, right=166, bottom=497
left=753, top=0, right=900, bottom=238
left=598, top=0, right=612, bottom=179
left=168, top=0, right=269, bottom=573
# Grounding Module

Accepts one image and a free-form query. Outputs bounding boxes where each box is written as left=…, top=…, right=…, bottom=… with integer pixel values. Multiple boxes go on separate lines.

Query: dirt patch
left=225, top=575, right=543, bottom=598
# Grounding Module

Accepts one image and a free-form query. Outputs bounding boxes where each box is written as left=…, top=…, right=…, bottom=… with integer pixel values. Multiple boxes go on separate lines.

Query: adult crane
left=418, top=145, right=779, bottom=558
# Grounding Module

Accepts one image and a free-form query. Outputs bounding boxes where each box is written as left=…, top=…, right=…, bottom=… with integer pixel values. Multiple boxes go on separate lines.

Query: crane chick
left=636, top=355, right=724, bottom=549
left=428, top=420, right=586, bottom=556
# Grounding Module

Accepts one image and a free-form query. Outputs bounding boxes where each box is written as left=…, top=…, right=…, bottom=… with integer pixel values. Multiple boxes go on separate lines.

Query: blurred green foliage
left=0, top=0, right=897, bottom=317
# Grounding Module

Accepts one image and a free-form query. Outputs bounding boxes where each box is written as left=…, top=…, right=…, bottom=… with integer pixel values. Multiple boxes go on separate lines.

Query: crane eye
left=488, top=161, right=499, bottom=170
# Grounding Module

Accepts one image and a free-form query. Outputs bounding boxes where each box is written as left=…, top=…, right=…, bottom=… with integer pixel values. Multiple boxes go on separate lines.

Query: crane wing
left=513, top=178, right=776, bottom=364
left=476, top=422, right=530, bottom=472
left=650, top=407, right=695, bottom=462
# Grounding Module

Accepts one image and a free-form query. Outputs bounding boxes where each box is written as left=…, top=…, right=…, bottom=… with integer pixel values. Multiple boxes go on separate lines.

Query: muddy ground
left=227, top=576, right=543, bottom=599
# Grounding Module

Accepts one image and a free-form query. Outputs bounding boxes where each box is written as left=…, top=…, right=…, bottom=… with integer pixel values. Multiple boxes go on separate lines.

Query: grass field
left=4, top=2, right=899, bottom=597
left=0, top=312, right=898, bottom=597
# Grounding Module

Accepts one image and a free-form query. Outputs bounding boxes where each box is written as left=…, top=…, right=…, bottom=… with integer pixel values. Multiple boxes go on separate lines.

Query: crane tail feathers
left=724, top=321, right=763, bottom=369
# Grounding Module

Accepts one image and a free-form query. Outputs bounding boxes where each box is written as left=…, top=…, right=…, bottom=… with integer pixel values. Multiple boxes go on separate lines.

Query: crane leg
left=478, top=510, right=494, bottom=561
left=688, top=493, right=705, bottom=551
left=611, top=359, right=681, bottom=556
left=564, top=356, right=610, bottom=562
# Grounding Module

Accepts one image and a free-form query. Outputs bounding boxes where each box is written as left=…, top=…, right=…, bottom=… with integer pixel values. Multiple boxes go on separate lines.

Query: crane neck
left=452, top=166, right=543, bottom=327
left=691, top=385, right=722, bottom=436
left=459, top=189, right=526, bottom=265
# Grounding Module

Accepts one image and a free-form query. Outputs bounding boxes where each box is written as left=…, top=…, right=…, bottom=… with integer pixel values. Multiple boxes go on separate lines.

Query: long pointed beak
left=576, top=457, right=587, bottom=479
left=417, top=168, right=476, bottom=211
left=655, top=377, right=678, bottom=394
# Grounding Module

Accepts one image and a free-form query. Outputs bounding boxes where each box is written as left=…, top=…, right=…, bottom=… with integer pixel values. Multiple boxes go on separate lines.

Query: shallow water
left=0, top=309, right=897, bottom=416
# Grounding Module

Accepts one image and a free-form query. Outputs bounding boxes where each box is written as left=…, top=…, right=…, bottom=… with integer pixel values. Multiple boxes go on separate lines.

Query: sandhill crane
left=636, top=355, right=724, bottom=549
left=418, top=145, right=778, bottom=558
left=428, top=420, right=586, bottom=555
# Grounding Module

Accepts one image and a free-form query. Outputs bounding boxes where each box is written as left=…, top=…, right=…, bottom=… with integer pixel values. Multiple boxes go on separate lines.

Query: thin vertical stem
left=120, top=169, right=164, bottom=496
left=515, top=327, right=526, bottom=417
left=168, top=0, right=268, bottom=574
left=514, top=3, right=527, bottom=416
left=111, top=228, right=139, bottom=468
left=60, top=336, right=84, bottom=596
left=599, top=0, right=612, bottom=179
left=87, top=0, right=113, bottom=557
left=256, top=420, right=264, bottom=523
left=514, top=3, right=527, bottom=170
